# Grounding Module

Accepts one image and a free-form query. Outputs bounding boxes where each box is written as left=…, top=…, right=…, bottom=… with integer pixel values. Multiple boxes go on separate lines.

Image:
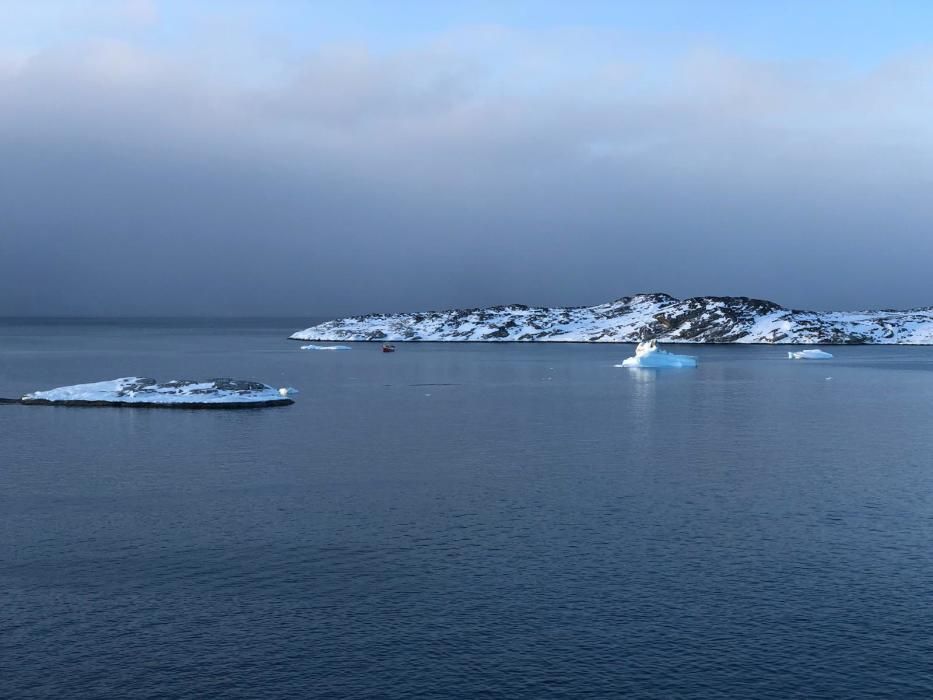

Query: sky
left=2, top=1, right=933, bottom=317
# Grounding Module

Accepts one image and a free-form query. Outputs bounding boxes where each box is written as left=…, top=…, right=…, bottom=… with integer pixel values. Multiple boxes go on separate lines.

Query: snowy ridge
left=291, top=293, right=933, bottom=344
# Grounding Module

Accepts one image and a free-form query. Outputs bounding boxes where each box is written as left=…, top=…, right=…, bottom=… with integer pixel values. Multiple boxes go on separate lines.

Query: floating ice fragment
left=620, top=340, right=697, bottom=368
left=301, top=344, right=351, bottom=351
left=788, top=349, right=833, bottom=360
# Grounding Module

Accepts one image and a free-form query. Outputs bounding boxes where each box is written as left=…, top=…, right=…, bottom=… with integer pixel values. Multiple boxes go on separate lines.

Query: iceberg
left=20, top=377, right=294, bottom=408
left=300, top=344, right=351, bottom=351
left=788, top=349, right=833, bottom=360
left=619, top=340, right=698, bottom=368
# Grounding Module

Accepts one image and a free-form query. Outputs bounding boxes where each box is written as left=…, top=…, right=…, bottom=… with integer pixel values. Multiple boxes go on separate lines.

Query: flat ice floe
left=788, top=349, right=833, bottom=360
left=618, top=340, right=698, bottom=368
left=300, top=344, right=351, bottom=351
left=20, top=377, right=294, bottom=408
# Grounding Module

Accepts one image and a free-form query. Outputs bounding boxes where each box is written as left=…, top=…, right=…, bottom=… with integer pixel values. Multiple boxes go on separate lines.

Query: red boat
left=382, top=343, right=396, bottom=353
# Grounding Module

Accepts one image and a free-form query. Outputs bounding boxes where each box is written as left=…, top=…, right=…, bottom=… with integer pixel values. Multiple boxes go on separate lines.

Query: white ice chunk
left=788, top=349, right=833, bottom=360
left=300, top=344, right=351, bottom=351
left=620, top=340, right=697, bottom=368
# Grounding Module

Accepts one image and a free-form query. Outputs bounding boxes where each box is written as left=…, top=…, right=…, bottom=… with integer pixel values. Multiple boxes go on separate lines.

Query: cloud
left=119, top=0, right=159, bottom=27
left=1, top=19, right=932, bottom=315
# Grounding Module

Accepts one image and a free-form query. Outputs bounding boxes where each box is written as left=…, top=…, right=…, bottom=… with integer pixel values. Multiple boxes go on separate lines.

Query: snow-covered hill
left=290, top=293, right=933, bottom=344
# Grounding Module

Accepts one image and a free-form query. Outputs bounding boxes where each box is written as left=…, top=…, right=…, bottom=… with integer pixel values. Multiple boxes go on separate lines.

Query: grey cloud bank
left=1, top=27, right=932, bottom=317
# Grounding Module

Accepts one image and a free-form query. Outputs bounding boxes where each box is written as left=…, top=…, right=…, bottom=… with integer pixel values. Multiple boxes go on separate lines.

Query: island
left=290, top=293, right=933, bottom=345
left=12, top=378, right=294, bottom=408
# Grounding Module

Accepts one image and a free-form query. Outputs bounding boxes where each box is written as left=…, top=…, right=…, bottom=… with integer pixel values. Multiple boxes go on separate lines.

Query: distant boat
left=382, top=343, right=396, bottom=353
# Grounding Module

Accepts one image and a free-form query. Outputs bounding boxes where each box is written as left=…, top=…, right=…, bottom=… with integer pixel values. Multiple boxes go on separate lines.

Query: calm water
left=3, top=320, right=933, bottom=698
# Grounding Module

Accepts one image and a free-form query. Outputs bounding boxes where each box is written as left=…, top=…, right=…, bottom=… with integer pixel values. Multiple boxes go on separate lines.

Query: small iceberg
left=19, top=377, right=294, bottom=408
left=788, top=349, right=833, bottom=360
left=618, top=340, right=697, bottom=368
left=301, top=344, right=351, bottom=351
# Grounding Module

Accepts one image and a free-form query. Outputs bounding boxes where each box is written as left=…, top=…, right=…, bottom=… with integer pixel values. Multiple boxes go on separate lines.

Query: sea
left=2, top=318, right=933, bottom=698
